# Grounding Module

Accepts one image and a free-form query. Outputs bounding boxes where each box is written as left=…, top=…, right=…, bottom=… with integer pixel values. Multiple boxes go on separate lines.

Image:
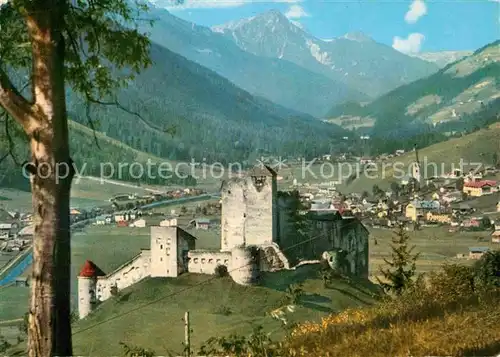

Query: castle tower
left=77, top=260, right=105, bottom=319
left=150, top=226, right=179, bottom=278
left=220, top=165, right=278, bottom=251
left=150, top=226, right=195, bottom=277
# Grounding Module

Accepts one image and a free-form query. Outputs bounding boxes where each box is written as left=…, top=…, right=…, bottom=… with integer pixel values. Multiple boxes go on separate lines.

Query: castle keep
left=78, top=166, right=369, bottom=319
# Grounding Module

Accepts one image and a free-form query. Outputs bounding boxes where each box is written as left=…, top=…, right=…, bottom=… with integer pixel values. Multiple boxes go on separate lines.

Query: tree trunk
left=25, top=1, right=74, bottom=356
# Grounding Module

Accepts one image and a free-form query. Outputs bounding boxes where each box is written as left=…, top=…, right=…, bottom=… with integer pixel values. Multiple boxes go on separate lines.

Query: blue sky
left=157, top=0, right=499, bottom=52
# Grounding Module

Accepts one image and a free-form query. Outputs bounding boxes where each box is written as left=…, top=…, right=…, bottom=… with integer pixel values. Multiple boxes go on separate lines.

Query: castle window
left=224, top=259, right=229, bottom=265
left=160, top=257, right=163, bottom=262
left=208, top=259, right=213, bottom=264
left=228, top=190, right=231, bottom=194
left=167, top=238, right=171, bottom=244
left=160, top=244, right=163, bottom=250
left=194, top=258, right=199, bottom=263
left=243, top=213, right=246, bottom=218
left=201, top=258, right=206, bottom=264
left=216, top=259, right=221, bottom=263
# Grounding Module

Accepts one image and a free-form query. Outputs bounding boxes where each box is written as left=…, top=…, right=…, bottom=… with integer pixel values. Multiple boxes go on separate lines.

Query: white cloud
left=392, top=33, right=425, bottom=54
left=285, top=5, right=309, bottom=19
left=162, top=0, right=302, bottom=10
left=404, top=0, right=427, bottom=24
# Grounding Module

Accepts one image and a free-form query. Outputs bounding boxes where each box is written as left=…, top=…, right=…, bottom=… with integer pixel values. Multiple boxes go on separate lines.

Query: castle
left=78, top=166, right=369, bottom=319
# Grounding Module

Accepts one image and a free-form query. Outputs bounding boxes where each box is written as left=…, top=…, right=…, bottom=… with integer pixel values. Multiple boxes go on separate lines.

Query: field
left=369, top=226, right=497, bottom=279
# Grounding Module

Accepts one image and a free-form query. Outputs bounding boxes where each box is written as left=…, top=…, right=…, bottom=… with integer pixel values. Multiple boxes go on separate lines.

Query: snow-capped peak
left=342, top=32, right=373, bottom=42
left=211, top=16, right=256, bottom=33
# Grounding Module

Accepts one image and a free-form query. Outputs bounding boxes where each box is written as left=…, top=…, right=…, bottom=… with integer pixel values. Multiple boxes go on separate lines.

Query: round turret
left=229, top=246, right=260, bottom=286
left=77, top=260, right=105, bottom=319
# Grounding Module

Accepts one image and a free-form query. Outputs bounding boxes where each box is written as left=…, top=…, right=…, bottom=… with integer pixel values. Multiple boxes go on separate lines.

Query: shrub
left=110, top=284, right=119, bottom=297
left=214, top=264, right=229, bottom=278
left=285, top=283, right=304, bottom=305
left=474, top=249, right=500, bottom=289
left=120, top=342, right=155, bottom=357
left=214, top=305, right=232, bottom=316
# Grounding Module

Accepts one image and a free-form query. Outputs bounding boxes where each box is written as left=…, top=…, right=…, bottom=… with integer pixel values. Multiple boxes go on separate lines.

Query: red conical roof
left=78, top=260, right=105, bottom=278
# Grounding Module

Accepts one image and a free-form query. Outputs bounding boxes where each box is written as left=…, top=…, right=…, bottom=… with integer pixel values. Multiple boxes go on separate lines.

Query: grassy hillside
left=286, top=271, right=500, bottom=357
left=70, top=270, right=377, bottom=356
left=326, top=40, right=500, bottom=135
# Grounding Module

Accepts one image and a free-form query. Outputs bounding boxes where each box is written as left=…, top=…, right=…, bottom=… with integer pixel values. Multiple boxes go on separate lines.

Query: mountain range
left=141, top=7, right=439, bottom=117
left=65, top=40, right=349, bottom=165
left=211, top=10, right=439, bottom=100
left=327, top=40, right=500, bottom=136
left=411, top=51, right=473, bottom=68
left=0, top=6, right=495, bottom=191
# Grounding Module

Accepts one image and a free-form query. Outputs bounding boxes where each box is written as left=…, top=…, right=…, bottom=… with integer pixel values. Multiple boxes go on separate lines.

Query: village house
left=462, top=180, right=498, bottom=197
left=95, top=215, right=109, bottom=225
left=129, top=219, right=146, bottom=228
left=461, top=218, right=481, bottom=230
left=425, top=212, right=452, bottom=224
left=494, top=219, right=500, bottom=231
left=442, top=191, right=463, bottom=204
left=17, top=225, right=34, bottom=238
left=452, top=203, right=474, bottom=216
left=468, top=247, right=489, bottom=260
left=359, top=157, right=374, bottom=165
left=405, top=200, right=441, bottom=221
left=70, top=208, right=81, bottom=216
left=491, top=230, right=500, bottom=243
left=114, top=211, right=131, bottom=222
left=310, top=200, right=335, bottom=211
left=193, top=218, right=212, bottom=230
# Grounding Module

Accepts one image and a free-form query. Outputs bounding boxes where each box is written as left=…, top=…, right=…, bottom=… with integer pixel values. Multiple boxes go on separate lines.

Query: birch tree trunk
left=24, top=1, right=73, bottom=355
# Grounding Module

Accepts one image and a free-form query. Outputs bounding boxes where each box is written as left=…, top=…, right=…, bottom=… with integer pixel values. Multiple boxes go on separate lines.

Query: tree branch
left=0, top=111, right=21, bottom=165
left=0, top=66, right=33, bottom=129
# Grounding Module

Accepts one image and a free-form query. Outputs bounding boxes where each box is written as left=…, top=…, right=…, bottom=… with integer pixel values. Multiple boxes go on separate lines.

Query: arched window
left=201, top=258, right=206, bottom=264
left=194, top=258, right=199, bottom=263
left=208, top=259, right=214, bottom=264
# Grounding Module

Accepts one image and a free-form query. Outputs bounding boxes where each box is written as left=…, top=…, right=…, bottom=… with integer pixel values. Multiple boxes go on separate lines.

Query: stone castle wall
left=187, top=250, right=231, bottom=275
left=95, top=249, right=151, bottom=302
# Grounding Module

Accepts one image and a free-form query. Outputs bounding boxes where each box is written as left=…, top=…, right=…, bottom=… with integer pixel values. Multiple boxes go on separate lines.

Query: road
left=77, top=176, right=164, bottom=194
left=140, top=193, right=218, bottom=209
